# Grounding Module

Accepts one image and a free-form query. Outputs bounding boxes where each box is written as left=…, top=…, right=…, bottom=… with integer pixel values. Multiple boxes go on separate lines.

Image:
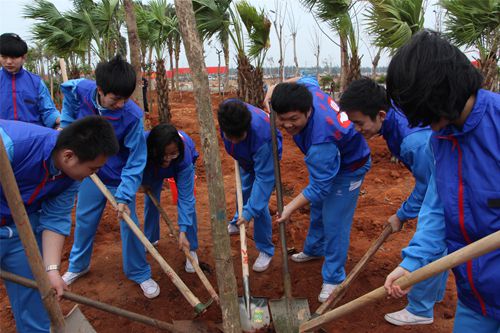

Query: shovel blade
left=238, top=296, right=271, bottom=332
left=269, top=297, right=310, bottom=333
left=64, top=305, right=96, bottom=333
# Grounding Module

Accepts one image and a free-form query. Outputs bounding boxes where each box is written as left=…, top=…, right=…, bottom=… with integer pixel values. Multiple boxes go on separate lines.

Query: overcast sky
left=0, top=0, right=443, bottom=69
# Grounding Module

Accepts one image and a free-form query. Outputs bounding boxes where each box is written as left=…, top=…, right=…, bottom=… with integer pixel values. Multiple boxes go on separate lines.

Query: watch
left=45, top=264, right=60, bottom=272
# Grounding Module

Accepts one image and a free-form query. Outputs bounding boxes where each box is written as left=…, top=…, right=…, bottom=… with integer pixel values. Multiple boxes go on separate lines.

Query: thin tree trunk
left=173, top=2, right=241, bottom=332
left=123, top=0, right=144, bottom=110
left=223, top=40, right=230, bottom=94
left=168, top=38, right=175, bottom=91
left=340, top=35, right=349, bottom=93
left=292, top=33, right=299, bottom=76
left=371, top=48, right=381, bottom=80
left=174, top=36, right=181, bottom=92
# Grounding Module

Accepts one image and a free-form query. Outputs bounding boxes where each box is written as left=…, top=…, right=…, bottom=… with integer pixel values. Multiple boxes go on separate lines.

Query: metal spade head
left=64, top=305, right=97, bottom=333
left=269, top=297, right=310, bottom=333
left=238, top=296, right=271, bottom=332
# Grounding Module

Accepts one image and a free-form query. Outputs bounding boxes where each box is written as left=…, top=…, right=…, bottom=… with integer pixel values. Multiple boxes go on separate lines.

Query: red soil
left=0, top=92, right=456, bottom=332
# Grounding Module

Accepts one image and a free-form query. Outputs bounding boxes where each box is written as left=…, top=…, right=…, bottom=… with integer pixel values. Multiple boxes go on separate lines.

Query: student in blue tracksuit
left=340, top=77, right=448, bottom=325
left=142, top=124, right=200, bottom=273
left=218, top=99, right=282, bottom=272
left=269, top=77, right=371, bottom=302
left=0, top=116, right=118, bottom=333
left=60, top=56, right=160, bottom=299
left=0, top=33, right=60, bottom=128
left=384, top=30, right=500, bottom=333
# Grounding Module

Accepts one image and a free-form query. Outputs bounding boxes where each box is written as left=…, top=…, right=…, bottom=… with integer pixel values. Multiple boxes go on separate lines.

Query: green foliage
left=235, top=0, right=271, bottom=64
left=440, top=0, right=499, bottom=50
left=365, top=0, right=425, bottom=51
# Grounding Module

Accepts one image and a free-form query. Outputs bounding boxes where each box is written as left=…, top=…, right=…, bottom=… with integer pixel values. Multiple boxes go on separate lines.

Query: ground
left=0, top=92, right=456, bottom=332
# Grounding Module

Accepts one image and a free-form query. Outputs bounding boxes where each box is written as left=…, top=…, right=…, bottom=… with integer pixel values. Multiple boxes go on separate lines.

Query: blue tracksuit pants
left=229, top=168, right=274, bottom=257
left=407, top=252, right=448, bottom=318
left=68, top=177, right=151, bottom=284
left=303, top=161, right=370, bottom=284
left=0, top=215, right=50, bottom=332
left=143, top=179, right=198, bottom=250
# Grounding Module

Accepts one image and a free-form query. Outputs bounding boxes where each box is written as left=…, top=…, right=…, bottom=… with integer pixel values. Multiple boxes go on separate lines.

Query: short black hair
left=147, top=124, right=185, bottom=166
left=0, top=33, right=28, bottom=57
left=95, top=55, right=136, bottom=97
left=339, top=77, right=390, bottom=120
left=217, top=99, right=252, bottom=138
left=270, top=82, right=312, bottom=115
left=386, top=29, right=483, bottom=127
left=54, top=115, right=119, bottom=162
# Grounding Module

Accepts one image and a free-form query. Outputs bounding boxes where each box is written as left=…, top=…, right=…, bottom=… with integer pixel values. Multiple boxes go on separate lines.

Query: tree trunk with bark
left=156, top=59, right=171, bottom=123
left=340, top=35, right=349, bottom=93
left=371, top=48, right=381, bottom=80
left=123, top=0, right=144, bottom=110
left=173, top=1, right=241, bottom=332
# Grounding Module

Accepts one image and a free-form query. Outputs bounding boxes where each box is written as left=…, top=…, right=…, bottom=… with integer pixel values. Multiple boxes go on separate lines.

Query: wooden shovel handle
left=0, top=136, right=66, bottom=332
left=235, top=161, right=250, bottom=279
left=89, top=174, right=201, bottom=308
left=300, top=229, right=500, bottom=332
left=145, top=190, right=220, bottom=303
left=0, top=270, right=180, bottom=332
left=315, top=224, right=393, bottom=315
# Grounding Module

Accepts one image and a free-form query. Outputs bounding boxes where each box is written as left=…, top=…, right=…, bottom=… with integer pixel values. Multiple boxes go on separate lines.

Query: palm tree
left=137, top=0, right=173, bottom=123
left=193, top=0, right=232, bottom=93
left=365, top=0, right=425, bottom=50
left=300, top=0, right=361, bottom=92
left=23, top=0, right=87, bottom=77
left=231, top=1, right=271, bottom=106
left=440, top=0, right=500, bottom=91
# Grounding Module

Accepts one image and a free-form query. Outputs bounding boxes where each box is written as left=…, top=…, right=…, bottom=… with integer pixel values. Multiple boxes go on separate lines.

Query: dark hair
left=270, top=82, right=312, bottom=115
left=217, top=99, right=252, bottom=138
left=0, top=33, right=28, bottom=57
left=339, top=77, right=389, bottom=120
left=386, top=29, right=483, bottom=127
left=147, top=124, right=184, bottom=166
left=54, top=116, right=119, bottom=162
left=95, top=55, right=136, bottom=97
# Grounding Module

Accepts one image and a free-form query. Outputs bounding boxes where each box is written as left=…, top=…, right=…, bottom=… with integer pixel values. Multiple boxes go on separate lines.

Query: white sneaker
left=227, top=223, right=239, bottom=235
left=185, top=251, right=198, bottom=273
left=291, top=252, right=321, bottom=263
left=318, top=283, right=337, bottom=302
left=384, top=308, right=433, bottom=326
left=61, top=267, right=90, bottom=285
left=252, top=252, right=272, bottom=272
left=140, top=278, right=160, bottom=299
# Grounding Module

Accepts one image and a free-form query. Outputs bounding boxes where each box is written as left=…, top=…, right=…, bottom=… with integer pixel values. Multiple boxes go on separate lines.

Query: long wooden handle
left=145, top=190, right=220, bottom=303
left=0, top=270, right=179, bottom=332
left=300, top=229, right=500, bottom=332
left=235, top=161, right=251, bottom=319
left=315, top=224, right=393, bottom=315
left=0, top=136, right=66, bottom=332
left=89, top=174, right=201, bottom=309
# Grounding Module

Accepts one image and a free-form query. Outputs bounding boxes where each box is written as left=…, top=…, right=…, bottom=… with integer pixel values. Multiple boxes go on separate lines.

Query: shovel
left=90, top=174, right=212, bottom=315
left=300, top=228, right=500, bottom=332
left=145, top=189, right=220, bottom=305
left=234, top=160, right=271, bottom=332
left=0, top=136, right=93, bottom=332
left=0, top=270, right=180, bottom=332
left=268, top=108, right=310, bottom=333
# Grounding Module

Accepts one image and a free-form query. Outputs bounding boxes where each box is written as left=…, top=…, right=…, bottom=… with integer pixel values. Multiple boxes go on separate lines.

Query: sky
left=0, top=0, right=443, bottom=69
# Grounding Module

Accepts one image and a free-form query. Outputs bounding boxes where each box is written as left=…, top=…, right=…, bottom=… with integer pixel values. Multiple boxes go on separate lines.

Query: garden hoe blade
left=269, top=108, right=310, bottom=333
left=64, top=305, right=97, bottom=333
left=235, top=161, right=271, bottom=332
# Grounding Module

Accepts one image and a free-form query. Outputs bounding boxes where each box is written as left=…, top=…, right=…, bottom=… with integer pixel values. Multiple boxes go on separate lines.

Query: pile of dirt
left=0, top=92, right=456, bottom=332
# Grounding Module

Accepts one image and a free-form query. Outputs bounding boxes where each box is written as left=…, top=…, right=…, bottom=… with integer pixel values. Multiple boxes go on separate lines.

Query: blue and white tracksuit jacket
left=142, top=130, right=199, bottom=249
left=0, top=120, right=78, bottom=332
left=60, top=79, right=151, bottom=284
